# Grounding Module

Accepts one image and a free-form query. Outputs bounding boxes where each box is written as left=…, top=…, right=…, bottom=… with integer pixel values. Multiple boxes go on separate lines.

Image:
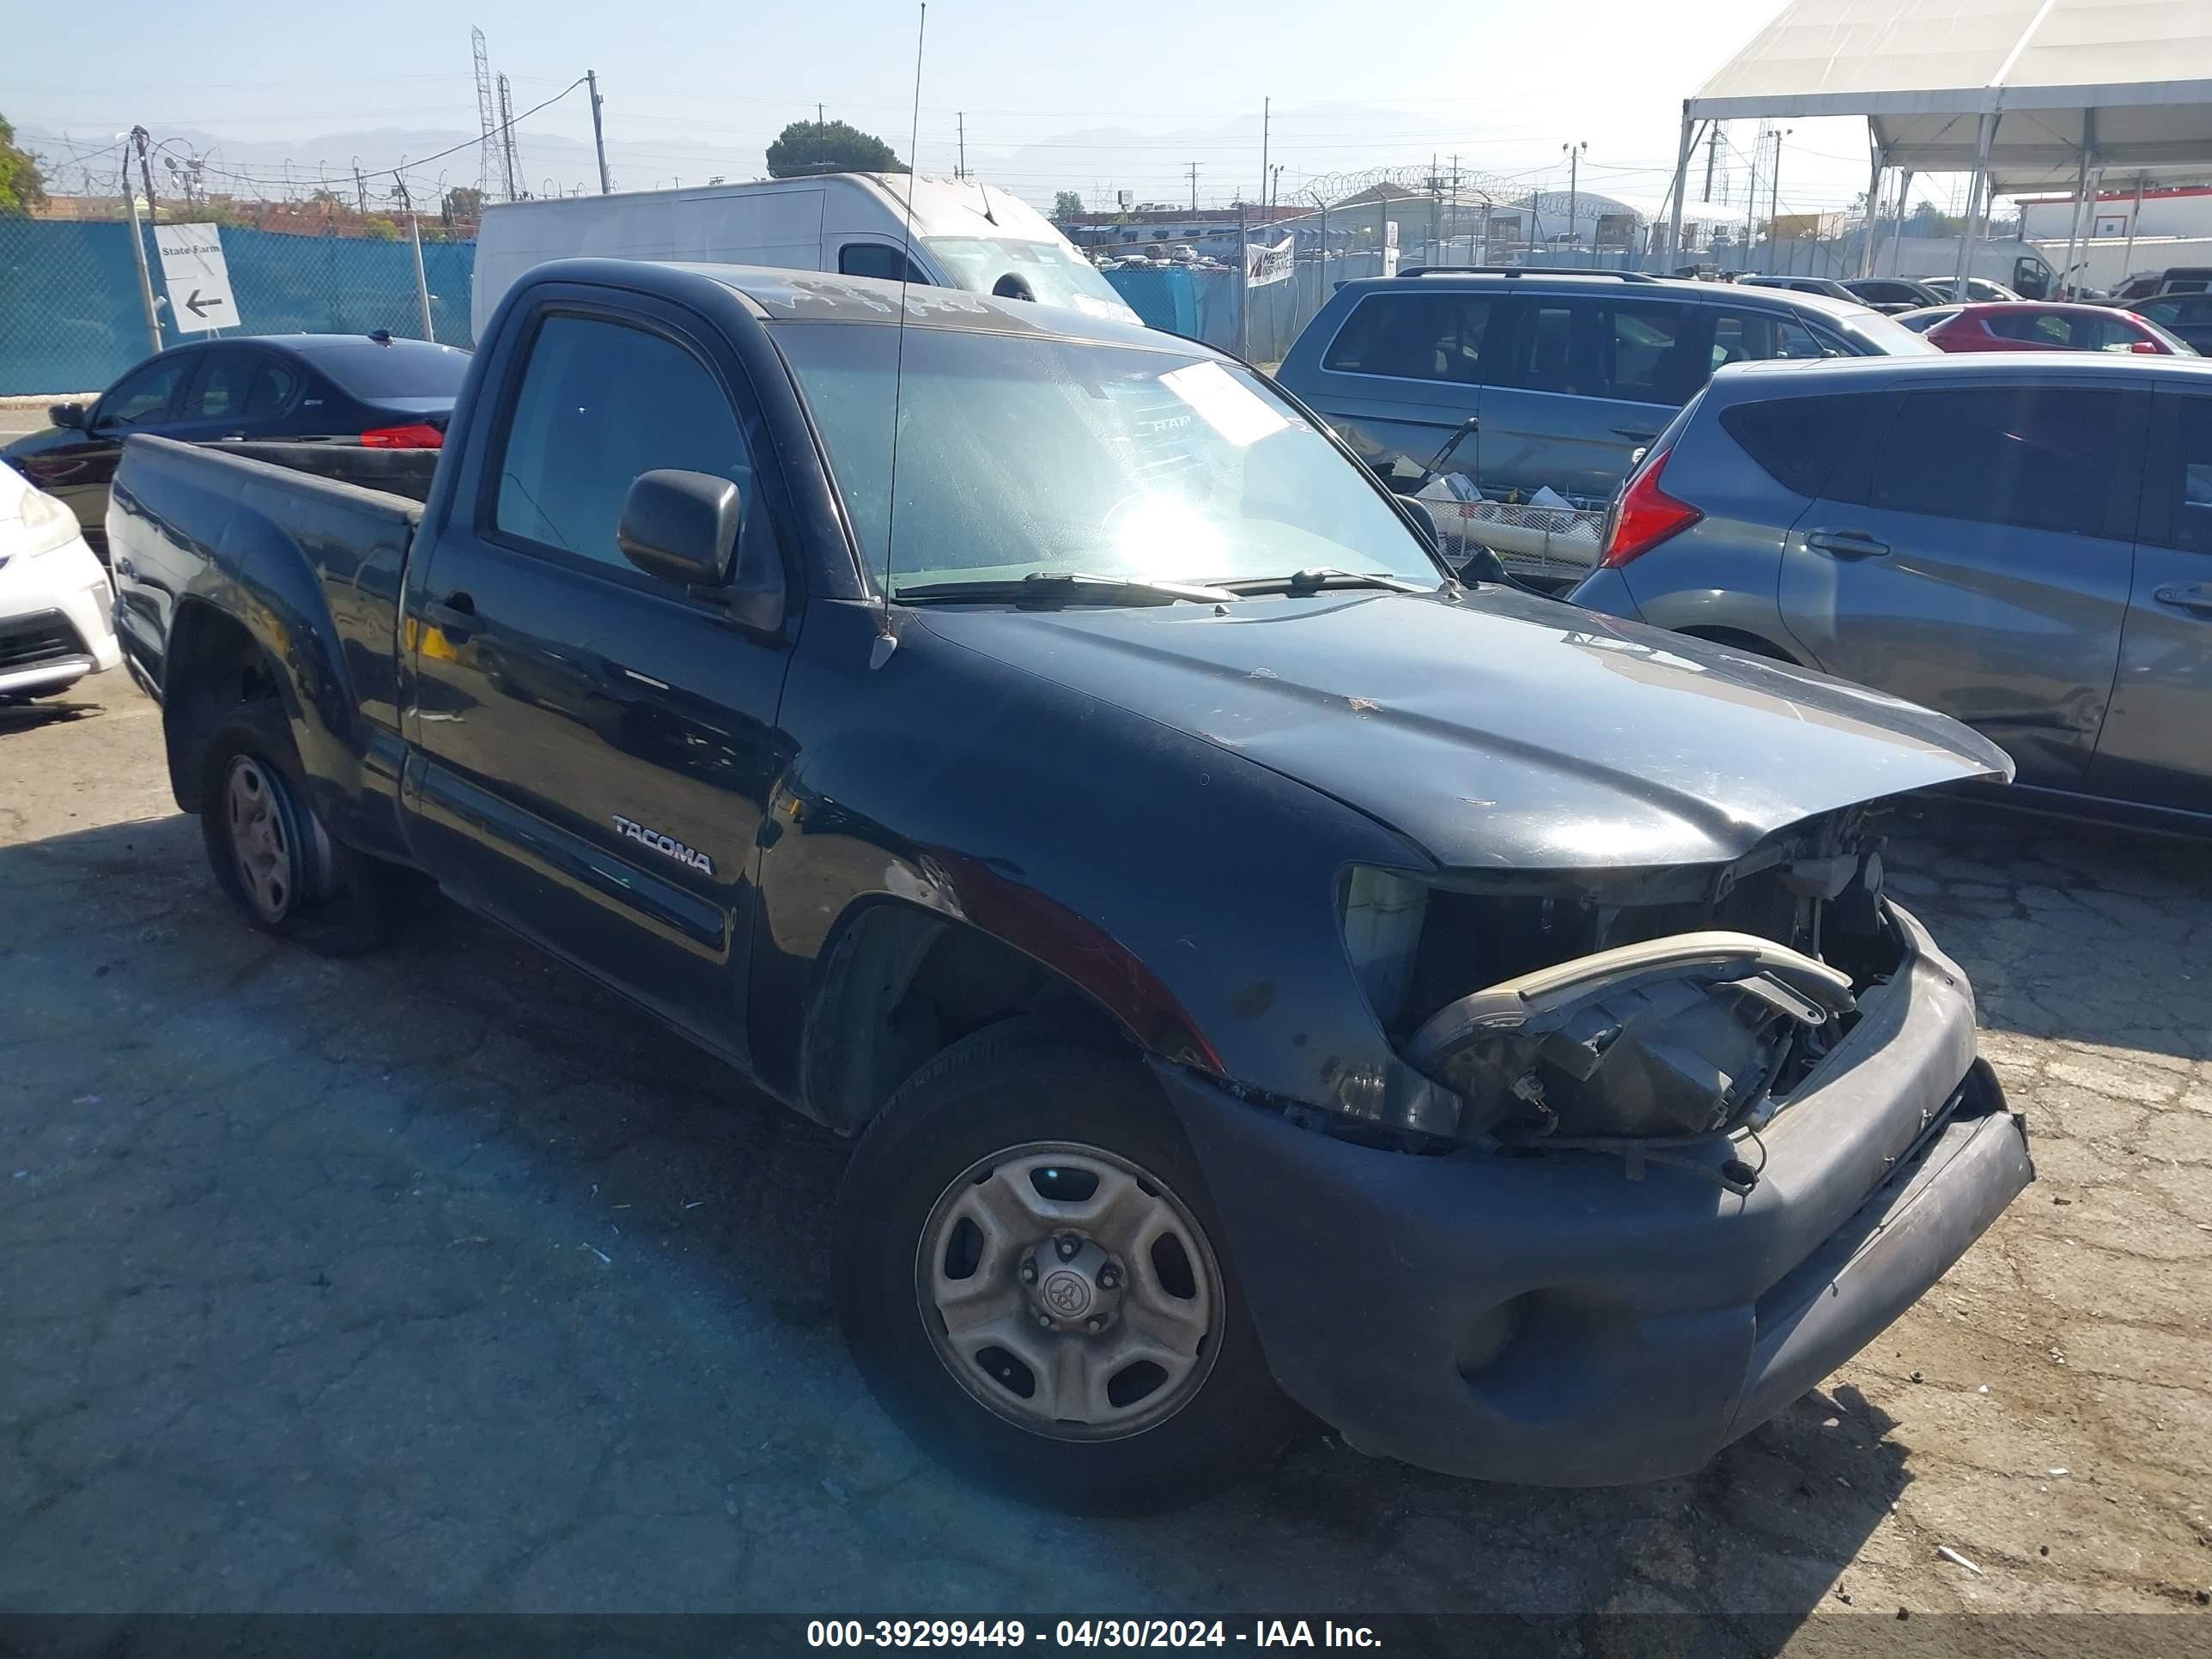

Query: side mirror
left=2131, top=339, right=2161, bottom=355
left=617, top=468, right=784, bottom=635
left=49, top=402, right=88, bottom=430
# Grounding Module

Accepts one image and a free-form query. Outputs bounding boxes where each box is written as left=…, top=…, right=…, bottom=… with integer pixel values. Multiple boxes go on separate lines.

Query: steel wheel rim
left=224, top=756, right=295, bottom=922
left=915, top=1139, right=1225, bottom=1442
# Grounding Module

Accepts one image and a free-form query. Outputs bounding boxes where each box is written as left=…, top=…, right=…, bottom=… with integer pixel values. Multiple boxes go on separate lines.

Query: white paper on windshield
left=1158, top=361, right=1287, bottom=448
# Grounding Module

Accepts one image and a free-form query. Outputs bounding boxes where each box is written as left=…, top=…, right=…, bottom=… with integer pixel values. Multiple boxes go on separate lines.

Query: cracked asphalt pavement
left=3, top=678, right=2210, bottom=1627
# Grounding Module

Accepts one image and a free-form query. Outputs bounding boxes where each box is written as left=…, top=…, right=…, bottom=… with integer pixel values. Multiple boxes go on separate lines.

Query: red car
left=1905, top=300, right=2197, bottom=356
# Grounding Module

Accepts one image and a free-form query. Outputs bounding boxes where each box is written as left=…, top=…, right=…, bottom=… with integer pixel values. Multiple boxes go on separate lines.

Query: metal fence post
left=1236, top=201, right=1249, bottom=361
left=124, top=191, right=164, bottom=354
left=409, top=213, right=435, bottom=341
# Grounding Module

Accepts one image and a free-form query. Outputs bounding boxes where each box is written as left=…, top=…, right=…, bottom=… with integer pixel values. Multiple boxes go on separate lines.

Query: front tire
left=833, top=1018, right=1295, bottom=1513
left=198, top=700, right=395, bottom=956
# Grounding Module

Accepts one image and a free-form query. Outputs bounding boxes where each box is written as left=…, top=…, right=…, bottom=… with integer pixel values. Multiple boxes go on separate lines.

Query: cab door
left=403, top=287, right=797, bottom=1057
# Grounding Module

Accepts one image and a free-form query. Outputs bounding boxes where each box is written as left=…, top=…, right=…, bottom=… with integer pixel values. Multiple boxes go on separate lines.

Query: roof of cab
left=526, top=257, right=1188, bottom=352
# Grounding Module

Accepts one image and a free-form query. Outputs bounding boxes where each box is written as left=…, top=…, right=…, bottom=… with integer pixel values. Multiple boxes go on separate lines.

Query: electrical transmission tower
left=471, top=27, right=499, bottom=203
left=496, top=73, right=525, bottom=201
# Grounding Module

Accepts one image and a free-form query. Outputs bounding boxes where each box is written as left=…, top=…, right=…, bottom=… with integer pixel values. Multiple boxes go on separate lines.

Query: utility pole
left=1187, top=161, right=1200, bottom=213
left=1769, top=128, right=1790, bottom=250
left=1562, top=140, right=1586, bottom=248
left=354, top=164, right=369, bottom=214
left=1429, top=153, right=1441, bottom=257
left=957, top=112, right=965, bottom=180
left=132, top=126, right=159, bottom=225
left=817, top=102, right=825, bottom=127
left=587, top=70, right=611, bottom=194
left=1702, top=121, right=1721, bottom=201
left=1259, top=97, right=1269, bottom=226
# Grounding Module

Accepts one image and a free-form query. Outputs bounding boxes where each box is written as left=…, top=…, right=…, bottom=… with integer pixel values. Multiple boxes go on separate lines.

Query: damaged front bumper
left=1155, top=904, right=2033, bottom=1486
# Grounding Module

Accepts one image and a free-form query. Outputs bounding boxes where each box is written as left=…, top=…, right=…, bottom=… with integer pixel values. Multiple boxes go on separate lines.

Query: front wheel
left=833, top=1019, right=1295, bottom=1512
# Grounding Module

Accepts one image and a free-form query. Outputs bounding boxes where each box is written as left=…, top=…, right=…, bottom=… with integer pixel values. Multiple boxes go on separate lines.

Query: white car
left=0, top=459, right=122, bottom=701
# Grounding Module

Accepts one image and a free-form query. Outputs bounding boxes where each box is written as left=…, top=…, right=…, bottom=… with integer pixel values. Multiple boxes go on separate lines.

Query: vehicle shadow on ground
left=0, top=697, right=105, bottom=733
left=2, top=814, right=1906, bottom=1632
left=1878, top=794, right=2212, bottom=1065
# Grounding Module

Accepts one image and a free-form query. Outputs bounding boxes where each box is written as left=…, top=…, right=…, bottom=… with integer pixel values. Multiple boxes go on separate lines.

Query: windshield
left=923, top=237, right=1138, bottom=324
left=2136, top=314, right=2199, bottom=355
left=775, top=322, right=1442, bottom=596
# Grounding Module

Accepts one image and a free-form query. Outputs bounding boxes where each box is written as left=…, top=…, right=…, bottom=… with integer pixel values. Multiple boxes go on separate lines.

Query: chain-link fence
left=1, top=211, right=476, bottom=396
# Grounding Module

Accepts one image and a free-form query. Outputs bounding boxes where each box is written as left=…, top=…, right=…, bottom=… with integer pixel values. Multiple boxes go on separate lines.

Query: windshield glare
left=924, top=237, right=1139, bottom=323
left=775, top=323, right=1441, bottom=595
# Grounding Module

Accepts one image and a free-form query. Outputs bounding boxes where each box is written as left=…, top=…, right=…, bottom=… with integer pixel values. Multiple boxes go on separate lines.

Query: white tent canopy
left=1663, top=0, right=2212, bottom=276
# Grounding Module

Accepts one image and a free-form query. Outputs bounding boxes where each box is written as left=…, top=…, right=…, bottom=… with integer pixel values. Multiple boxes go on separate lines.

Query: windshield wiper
left=892, top=570, right=1237, bottom=607
left=1211, top=568, right=1436, bottom=596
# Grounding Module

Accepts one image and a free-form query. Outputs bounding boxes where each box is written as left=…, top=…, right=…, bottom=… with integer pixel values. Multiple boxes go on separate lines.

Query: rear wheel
left=198, top=701, right=396, bottom=956
left=833, top=1018, right=1294, bottom=1512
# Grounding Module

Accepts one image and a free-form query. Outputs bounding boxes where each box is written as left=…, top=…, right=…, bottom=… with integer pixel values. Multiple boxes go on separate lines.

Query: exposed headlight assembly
left=1405, top=932, right=1855, bottom=1143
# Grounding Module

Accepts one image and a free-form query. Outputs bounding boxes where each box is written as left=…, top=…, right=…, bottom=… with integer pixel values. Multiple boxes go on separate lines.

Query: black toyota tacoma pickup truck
left=108, top=259, right=2032, bottom=1511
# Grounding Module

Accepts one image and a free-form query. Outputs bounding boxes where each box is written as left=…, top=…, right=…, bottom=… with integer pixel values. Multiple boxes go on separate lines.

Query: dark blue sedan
left=2, top=332, right=469, bottom=558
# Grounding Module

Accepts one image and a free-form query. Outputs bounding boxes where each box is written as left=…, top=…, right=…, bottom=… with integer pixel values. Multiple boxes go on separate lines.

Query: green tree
left=0, top=114, right=48, bottom=215
left=362, top=216, right=400, bottom=241
left=1053, top=190, right=1085, bottom=221
left=441, top=184, right=484, bottom=225
left=764, top=119, right=905, bottom=179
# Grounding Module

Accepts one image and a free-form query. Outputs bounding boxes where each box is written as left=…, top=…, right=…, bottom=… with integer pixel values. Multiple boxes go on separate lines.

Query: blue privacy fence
left=1, top=217, right=1373, bottom=395
left=0, top=218, right=476, bottom=396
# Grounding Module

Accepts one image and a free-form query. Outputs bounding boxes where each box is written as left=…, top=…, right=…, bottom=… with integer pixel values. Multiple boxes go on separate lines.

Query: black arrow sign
left=185, top=289, right=226, bottom=318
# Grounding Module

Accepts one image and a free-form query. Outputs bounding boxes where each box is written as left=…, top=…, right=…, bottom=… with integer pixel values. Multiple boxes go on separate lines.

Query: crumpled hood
left=917, top=586, right=2013, bottom=870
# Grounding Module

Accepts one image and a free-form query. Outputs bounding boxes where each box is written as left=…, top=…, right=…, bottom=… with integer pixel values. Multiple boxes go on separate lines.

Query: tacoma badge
left=611, top=814, right=714, bottom=875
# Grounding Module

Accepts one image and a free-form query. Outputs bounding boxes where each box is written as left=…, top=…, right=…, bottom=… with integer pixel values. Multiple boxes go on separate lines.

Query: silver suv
left=1569, top=351, right=2212, bottom=830
left=1273, top=268, right=1936, bottom=510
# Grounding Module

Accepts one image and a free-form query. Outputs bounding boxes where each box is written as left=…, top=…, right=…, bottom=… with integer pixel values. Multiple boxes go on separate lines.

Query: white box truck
left=472, top=173, right=1139, bottom=340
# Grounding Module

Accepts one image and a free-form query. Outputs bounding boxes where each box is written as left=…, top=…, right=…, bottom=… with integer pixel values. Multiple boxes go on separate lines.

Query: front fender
left=750, top=599, right=1455, bottom=1127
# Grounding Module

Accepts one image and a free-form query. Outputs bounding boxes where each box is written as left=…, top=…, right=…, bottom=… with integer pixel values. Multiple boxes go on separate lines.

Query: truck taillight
left=359, top=423, right=444, bottom=449
left=1598, top=444, right=1701, bottom=568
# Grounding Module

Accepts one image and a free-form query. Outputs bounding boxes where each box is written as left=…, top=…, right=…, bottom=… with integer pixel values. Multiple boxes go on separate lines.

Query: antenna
left=874, top=0, right=927, bottom=665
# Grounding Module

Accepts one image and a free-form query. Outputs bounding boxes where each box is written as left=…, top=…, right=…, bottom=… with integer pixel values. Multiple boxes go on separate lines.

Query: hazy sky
left=9, top=0, right=1949, bottom=216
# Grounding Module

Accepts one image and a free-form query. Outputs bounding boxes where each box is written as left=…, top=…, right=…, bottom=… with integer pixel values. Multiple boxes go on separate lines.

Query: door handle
left=1806, top=529, right=1890, bottom=560
left=1612, top=426, right=1658, bottom=441
left=2154, top=583, right=2212, bottom=615
left=422, top=591, right=479, bottom=641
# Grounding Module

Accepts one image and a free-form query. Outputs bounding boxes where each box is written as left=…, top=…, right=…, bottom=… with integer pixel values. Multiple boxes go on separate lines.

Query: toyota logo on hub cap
left=1043, top=1271, right=1092, bottom=1318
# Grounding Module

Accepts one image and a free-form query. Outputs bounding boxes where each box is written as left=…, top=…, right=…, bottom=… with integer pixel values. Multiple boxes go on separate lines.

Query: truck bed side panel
left=109, top=434, right=422, bottom=863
